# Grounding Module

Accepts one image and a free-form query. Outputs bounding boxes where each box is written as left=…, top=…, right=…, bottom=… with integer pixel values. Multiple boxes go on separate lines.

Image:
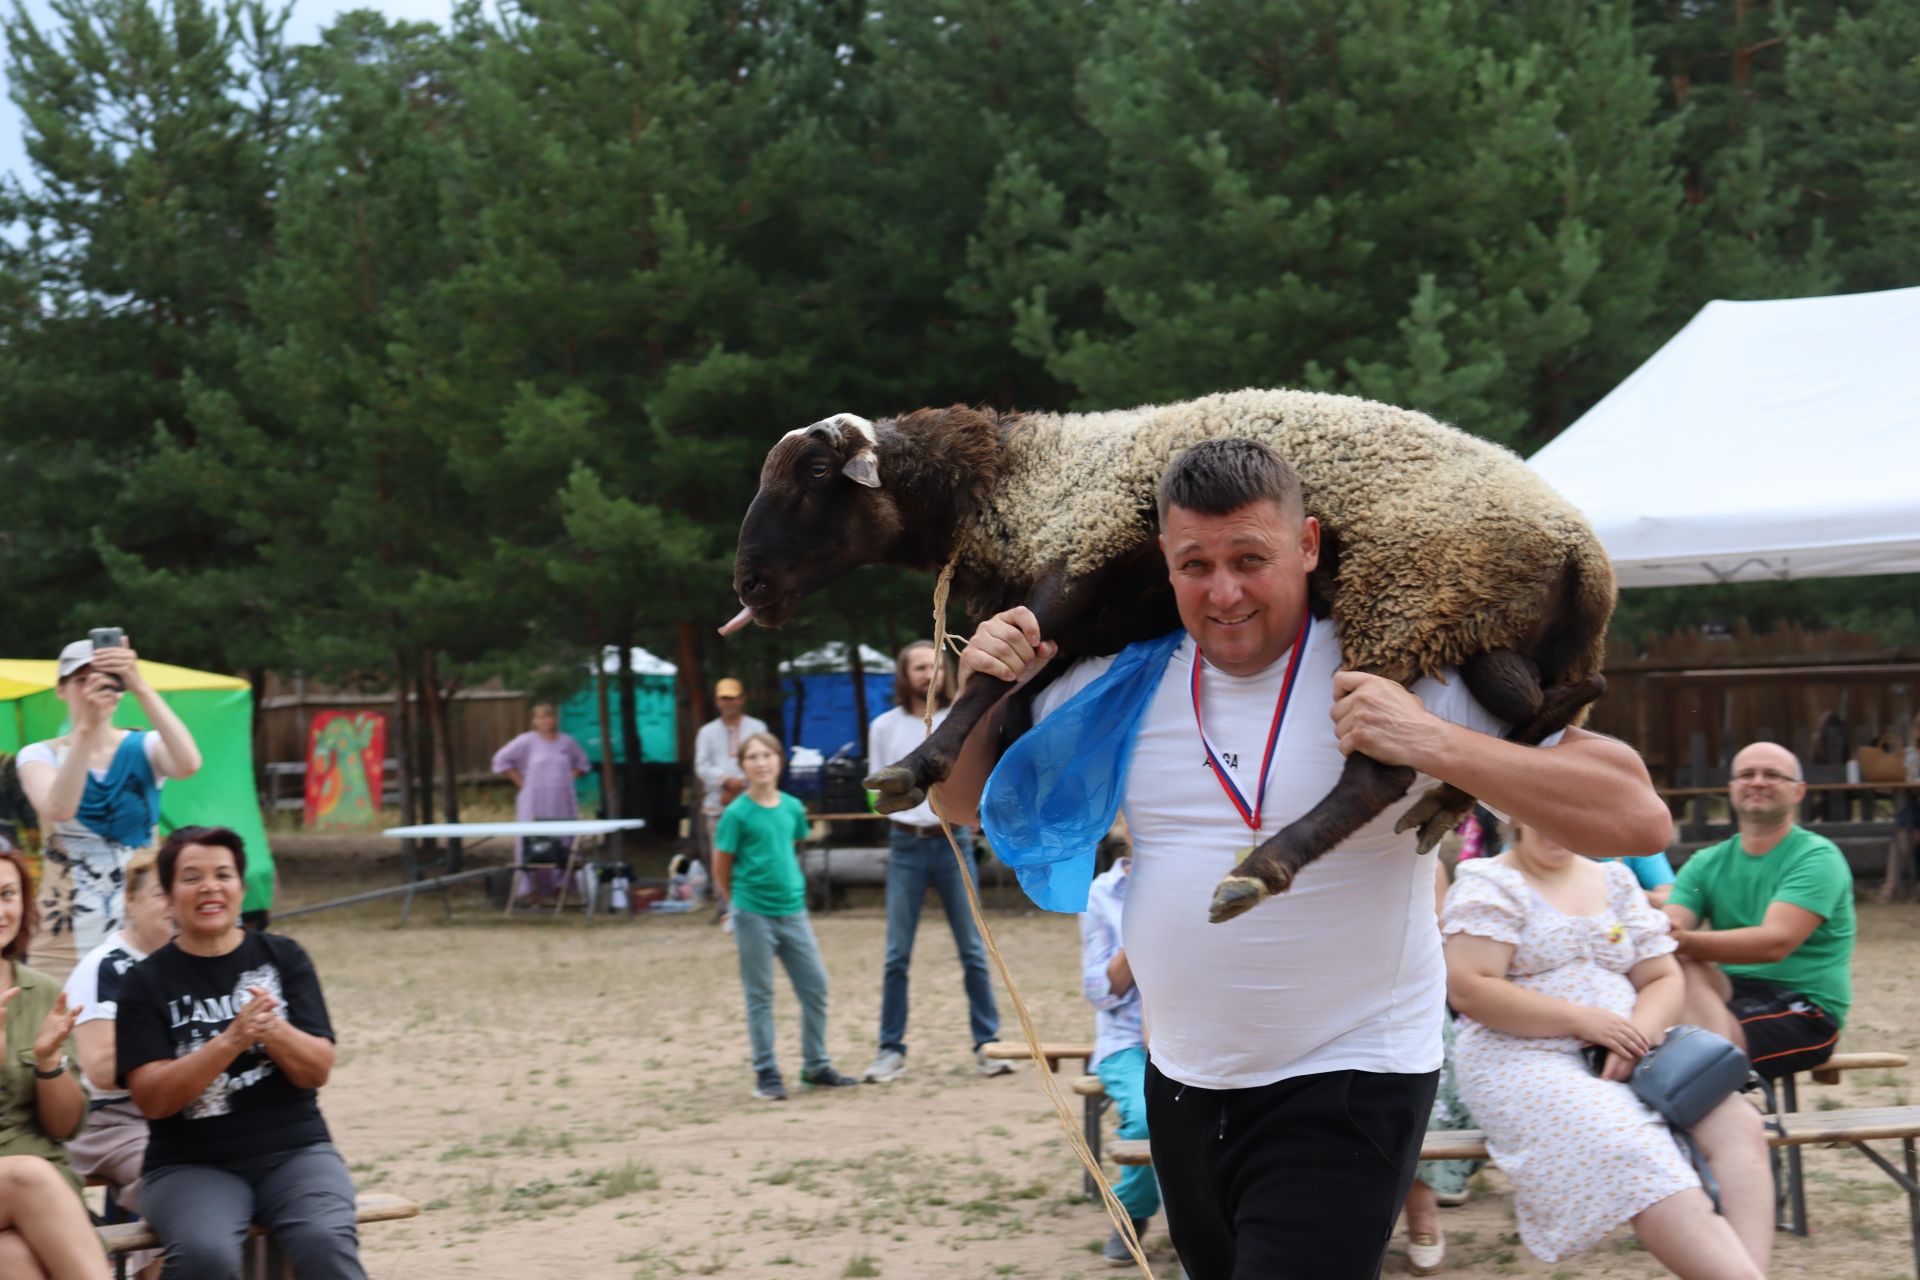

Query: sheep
left=726, top=387, right=1615, bottom=921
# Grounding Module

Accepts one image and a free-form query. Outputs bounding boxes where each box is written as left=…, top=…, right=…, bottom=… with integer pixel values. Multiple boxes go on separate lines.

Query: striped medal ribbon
left=1191, top=609, right=1312, bottom=832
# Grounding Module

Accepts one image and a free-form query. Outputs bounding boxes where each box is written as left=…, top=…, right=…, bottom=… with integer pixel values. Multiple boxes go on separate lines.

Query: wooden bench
left=98, top=1192, right=420, bottom=1280
left=1117, top=1106, right=1920, bottom=1274
left=1071, top=1074, right=1110, bottom=1200
left=981, top=1040, right=1093, bottom=1073
left=1775, top=1051, right=1912, bottom=1236
left=979, top=1042, right=1099, bottom=1197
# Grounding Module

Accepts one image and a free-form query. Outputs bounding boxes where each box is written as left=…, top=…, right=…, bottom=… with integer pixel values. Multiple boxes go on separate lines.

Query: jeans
left=878, top=826, right=999, bottom=1054
left=1096, top=1046, right=1161, bottom=1221
left=142, top=1142, right=365, bottom=1280
left=733, top=908, right=832, bottom=1077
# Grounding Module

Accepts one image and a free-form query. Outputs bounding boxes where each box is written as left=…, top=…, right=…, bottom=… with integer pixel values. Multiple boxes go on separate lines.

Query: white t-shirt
left=867, top=706, right=951, bottom=828
left=62, top=928, right=151, bottom=1101
left=1034, top=623, right=1531, bottom=1090
left=17, top=733, right=166, bottom=846
left=693, top=716, right=769, bottom=814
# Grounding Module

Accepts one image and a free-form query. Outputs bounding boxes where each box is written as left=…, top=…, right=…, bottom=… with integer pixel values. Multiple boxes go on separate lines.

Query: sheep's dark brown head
left=724, top=414, right=901, bottom=634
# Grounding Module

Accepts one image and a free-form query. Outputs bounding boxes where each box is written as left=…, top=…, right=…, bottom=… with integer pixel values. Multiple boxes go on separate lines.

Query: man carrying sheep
left=942, top=439, right=1671, bottom=1280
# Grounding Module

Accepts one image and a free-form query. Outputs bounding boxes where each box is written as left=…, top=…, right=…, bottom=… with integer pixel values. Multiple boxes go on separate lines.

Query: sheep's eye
left=808, top=460, right=832, bottom=480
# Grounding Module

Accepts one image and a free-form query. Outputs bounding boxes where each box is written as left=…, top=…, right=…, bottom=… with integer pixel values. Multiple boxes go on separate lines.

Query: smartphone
left=87, top=627, right=127, bottom=691
left=1581, top=1044, right=1609, bottom=1076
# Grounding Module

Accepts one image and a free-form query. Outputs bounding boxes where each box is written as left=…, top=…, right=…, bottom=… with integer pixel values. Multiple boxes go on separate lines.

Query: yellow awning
left=0, top=660, right=248, bottom=698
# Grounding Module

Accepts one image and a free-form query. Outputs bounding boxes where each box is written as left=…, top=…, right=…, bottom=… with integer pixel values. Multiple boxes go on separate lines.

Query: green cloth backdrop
left=0, top=665, right=275, bottom=912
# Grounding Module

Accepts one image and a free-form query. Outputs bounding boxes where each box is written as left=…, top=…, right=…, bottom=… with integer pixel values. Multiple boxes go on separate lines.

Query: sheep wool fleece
left=953, top=387, right=1613, bottom=686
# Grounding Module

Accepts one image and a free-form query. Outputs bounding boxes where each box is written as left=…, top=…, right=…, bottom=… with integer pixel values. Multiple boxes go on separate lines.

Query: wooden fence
left=250, top=624, right=1917, bottom=792
left=255, top=676, right=534, bottom=779
left=1585, top=625, right=1918, bottom=782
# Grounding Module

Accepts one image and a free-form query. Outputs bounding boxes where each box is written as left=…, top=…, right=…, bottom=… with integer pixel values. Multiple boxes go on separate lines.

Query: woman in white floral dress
left=1443, top=824, right=1772, bottom=1278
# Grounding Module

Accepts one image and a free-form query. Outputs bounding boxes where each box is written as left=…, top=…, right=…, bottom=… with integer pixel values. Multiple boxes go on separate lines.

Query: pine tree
left=0, top=0, right=292, bottom=659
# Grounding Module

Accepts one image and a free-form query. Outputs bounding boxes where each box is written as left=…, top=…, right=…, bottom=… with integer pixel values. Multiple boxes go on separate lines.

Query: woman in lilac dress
left=491, top=704, right=592, bottom=903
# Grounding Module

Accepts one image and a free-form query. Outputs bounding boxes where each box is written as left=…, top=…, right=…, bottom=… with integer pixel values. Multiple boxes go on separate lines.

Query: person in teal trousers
left=1080, top=853, right=1159, bottom=1265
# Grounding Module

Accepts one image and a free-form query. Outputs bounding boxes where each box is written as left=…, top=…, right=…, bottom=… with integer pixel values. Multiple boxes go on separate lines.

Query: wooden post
left=619, top=639, right=646, bottom=858
left=594, top=648, right=619, bottom=818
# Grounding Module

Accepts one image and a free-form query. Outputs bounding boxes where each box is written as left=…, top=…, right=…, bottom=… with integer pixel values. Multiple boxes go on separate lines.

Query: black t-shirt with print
left=116, top=930, right=336, bottom=1170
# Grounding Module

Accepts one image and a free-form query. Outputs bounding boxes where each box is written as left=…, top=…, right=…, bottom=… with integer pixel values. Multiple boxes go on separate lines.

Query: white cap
left=56, top=640, right=94, bottom=679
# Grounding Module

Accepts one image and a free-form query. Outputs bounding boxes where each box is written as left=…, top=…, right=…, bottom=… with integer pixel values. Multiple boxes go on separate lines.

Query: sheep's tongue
left=717, top=605, right=755, bottom=636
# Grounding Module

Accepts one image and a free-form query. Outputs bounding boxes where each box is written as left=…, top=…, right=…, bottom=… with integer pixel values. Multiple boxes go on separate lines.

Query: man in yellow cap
left=693, top=677, right=768, bottom=923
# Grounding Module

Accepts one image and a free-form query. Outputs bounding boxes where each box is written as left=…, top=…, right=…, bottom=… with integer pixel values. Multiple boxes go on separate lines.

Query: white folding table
left=381, top=819, right=646, bottom=922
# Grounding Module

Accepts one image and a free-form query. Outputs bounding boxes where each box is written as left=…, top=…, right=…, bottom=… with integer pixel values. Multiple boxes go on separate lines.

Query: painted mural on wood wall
left=304, top=710, right=387, bottom=829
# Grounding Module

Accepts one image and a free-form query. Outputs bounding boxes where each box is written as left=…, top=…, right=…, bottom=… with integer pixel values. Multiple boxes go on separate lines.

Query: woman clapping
left=116, top=828, right=365, bottom=1280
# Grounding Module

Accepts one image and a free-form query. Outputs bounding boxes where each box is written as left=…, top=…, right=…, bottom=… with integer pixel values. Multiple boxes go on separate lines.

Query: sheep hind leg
left=1210, top=752, right=1417, bottom=923
left=1396, top=650, right=1608, bottom=853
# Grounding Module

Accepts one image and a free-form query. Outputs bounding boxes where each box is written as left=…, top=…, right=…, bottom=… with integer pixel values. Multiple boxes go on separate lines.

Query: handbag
left=1859, top=738, right=1908, bottom=784
left=1629, top=1025, right=1770, bottom=1214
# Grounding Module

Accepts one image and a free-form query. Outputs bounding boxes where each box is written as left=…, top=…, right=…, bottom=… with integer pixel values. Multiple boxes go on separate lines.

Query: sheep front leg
left=1210, top=752, right=1417, bottom=923
left=864, top=668, right=1015, bottom=816
left=865, top=564, right=1094, bottom=817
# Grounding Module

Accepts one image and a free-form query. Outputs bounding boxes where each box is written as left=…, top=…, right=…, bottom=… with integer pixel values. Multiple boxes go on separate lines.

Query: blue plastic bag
left=980, top=629, right=1184, bottom=912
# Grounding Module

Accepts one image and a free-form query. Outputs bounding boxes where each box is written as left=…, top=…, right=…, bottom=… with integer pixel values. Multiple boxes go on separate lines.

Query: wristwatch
left=27, top=1052, right=67, bottom=1079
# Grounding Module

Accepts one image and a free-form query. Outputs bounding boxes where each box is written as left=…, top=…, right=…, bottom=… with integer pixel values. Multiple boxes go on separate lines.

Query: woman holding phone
left=16, top=634, right=202, bottom=981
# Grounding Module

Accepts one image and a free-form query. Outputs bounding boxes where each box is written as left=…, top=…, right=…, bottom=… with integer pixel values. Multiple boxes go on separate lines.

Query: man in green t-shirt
left=1664, top=741, right=1856, bottom=1078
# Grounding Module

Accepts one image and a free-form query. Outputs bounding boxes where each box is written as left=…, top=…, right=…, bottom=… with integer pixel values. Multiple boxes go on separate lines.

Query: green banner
left=1, top=685, right=276, bottom=912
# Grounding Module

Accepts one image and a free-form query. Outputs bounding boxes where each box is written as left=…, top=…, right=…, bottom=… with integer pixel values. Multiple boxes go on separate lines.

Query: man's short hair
left=1157, top=438, right=1303, bottom=523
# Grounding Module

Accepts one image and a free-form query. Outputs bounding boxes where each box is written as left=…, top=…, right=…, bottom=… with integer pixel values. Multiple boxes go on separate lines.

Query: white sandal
left=1407, top=1230, right=1445, bottom=1276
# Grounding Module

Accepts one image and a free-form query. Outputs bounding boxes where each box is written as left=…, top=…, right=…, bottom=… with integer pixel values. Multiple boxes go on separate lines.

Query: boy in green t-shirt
left=1663, top=742, right=1856, bottom=1078
left=713, top=732, right=860, bottom=1101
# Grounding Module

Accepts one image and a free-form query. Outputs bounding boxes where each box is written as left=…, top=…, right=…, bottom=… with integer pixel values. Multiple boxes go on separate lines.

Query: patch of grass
left=594, top=1158, right=661, bottom=1199
left=1817, top=1095, right=1848, bottom=1110
left=842, top=1255, right=879, bottom=1278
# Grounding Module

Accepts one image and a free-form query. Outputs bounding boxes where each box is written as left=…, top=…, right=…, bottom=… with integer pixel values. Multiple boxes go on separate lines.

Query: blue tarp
left=783, top=673, right=895, bottom=759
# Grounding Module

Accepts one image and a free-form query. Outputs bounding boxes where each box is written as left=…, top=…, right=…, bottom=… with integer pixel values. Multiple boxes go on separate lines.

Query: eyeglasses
left=1731, top=769, right=1801, bottom=785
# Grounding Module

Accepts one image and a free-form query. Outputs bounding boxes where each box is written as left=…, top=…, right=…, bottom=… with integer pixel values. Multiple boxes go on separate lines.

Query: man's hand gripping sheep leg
left=939, top=609, right=1663, bottom=926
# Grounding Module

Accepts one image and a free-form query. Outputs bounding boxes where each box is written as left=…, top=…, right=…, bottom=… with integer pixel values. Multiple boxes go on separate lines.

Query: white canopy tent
left=1528, top=285, right=1920, bottom=588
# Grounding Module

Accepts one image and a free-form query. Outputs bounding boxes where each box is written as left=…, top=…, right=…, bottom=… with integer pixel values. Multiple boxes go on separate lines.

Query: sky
left=1, top=0, right=452, bottom=188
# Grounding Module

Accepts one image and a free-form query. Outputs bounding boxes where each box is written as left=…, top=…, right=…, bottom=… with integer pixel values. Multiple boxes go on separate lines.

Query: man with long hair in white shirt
left=861, top=642, right=1009, bottom=1084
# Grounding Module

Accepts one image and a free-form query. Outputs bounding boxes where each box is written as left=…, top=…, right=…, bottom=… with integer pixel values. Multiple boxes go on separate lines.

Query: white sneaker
left=863, top=1049, right=906, bottom=1083
left=975, top=1046, right=1014, bottom=1077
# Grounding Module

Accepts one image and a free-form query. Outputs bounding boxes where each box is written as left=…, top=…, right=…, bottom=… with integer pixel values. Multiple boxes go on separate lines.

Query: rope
left=925, top=555, right=1155, bottom=1278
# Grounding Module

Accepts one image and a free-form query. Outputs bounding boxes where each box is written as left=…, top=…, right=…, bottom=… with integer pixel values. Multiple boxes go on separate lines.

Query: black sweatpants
left=1145, top=1061, right=1439, bottom=1280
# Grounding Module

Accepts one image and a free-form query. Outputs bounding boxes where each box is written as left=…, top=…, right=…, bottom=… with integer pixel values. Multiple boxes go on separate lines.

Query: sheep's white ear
left=842, top=449, right=881, bottom=488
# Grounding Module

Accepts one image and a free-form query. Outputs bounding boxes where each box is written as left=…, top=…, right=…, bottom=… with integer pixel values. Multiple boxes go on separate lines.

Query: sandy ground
left=271, top=860, right=1920, bottom=1280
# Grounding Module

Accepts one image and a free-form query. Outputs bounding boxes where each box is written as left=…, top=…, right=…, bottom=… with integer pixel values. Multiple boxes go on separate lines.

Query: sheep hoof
left=1395, top=786, right=1471, bottom=855
left=1209, top=876, right=1268, bottom=923
left=864, top=765, right=926, bottom=816
left=872, top=789, right=926, bottom=815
